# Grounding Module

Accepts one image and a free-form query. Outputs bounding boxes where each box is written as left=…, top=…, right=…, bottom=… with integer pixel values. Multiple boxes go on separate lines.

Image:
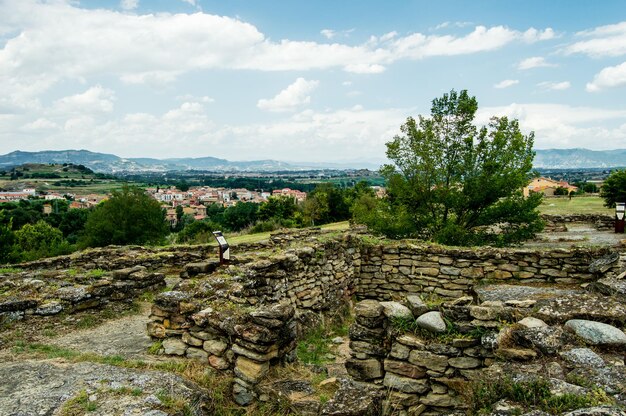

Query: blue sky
left=1, top=0, right=626, bottom=163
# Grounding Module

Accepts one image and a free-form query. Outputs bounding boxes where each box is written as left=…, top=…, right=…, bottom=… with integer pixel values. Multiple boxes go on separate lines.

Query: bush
left=176, top=220, right=222, bottom=244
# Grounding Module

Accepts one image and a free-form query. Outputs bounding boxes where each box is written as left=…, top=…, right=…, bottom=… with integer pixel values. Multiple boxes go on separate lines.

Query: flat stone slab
left=536, top=294, right=626, bottom=324
left=0, top=359, right=207, bottom=416
left=564, top=319, right=626, bottom=346
left=476, top=284, right=579, bottom=303
left=560, top=348, right=605, bottom=367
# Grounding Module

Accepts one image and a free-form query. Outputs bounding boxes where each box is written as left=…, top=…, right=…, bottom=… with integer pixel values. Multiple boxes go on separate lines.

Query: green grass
left=468, top=376, right=614, bottom=415
left=86, top=269, right=107, bottom=278
left=539, top=196, right=613, bottom=215
left=296, top=304, right=353, bottom=366
left=58, top=390, right=97, bottom=415
left=0, top=267, right=21, bottom=274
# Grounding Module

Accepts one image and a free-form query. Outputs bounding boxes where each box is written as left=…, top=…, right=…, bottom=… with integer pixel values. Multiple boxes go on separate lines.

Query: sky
left=1, top=0, right=626, bottom=163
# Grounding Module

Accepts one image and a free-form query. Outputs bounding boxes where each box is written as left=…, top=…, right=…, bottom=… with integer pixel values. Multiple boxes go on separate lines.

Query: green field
left=539, top=195, right=613, bottom=215
left=0, top=163, right=129, bottom=195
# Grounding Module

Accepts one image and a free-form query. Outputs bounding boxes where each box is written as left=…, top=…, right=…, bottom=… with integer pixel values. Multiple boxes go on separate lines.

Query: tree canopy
left=600, top=169, right=626, bottom=208
left=79, top=185, right=168, bottom=247
left=355, top=89, right=543, bottom=246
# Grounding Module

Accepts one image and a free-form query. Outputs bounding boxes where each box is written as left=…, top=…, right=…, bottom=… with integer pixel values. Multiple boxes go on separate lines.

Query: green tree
left=0, top=215, right=16, bottom=264
left=13, top=220, right=71, bottom=261
left=359, top=89, right=543, bottom=246
left=258, top=196, right=298, bottom=221
left=222, top=202, right=258, bottom=231
left=600, top=169, right=626, bottom=208
left=303, top=183, right=351, bottom=226
left=176, top=219, right=221, bottom=244
left=79, top=185, right=168, bottom=247
left=57, top=208, right=90, bottom=243
left=554, top=187, right=569, bottom=196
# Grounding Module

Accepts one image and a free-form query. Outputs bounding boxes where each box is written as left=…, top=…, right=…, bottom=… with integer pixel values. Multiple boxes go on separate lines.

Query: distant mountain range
left=0, top=150, right=381, bottom=173
left=0, top=148, right=624, bottom=173
left=533, top=148, right=626, bottom=169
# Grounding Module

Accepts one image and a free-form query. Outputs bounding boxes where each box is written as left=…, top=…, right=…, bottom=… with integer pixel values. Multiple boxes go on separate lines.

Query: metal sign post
left=212, top=231, right=230, bottom=264
left=616, top=203, right=625, bottom=234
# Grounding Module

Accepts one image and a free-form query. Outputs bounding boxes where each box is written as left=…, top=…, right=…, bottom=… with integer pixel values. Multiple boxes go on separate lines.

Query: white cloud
left=586, top=61, right=626, bottom=92
left=257, top=78, right=320, bottom=112
left=343, top=63, right=386, bottom=74
left=120, top=0, right=138, bottom=11
left=321, top=29, right=335, bottom=39
left=478, top=103, right=626, bottom=149
left=0, top=1, right=555, bottom=98
left=21, top=118, right=58, bottom=131
left=518, top=56, right=557, bottom=70
left=53, top=86, right=116, bottom=115
left=176, top=94, right=215, bottom=103
left=566, top=21, right=626, bottom=57
left=494, top=79, right=519, bottom=89
left=1, top=100, right=409, bottom=161
left=537, top=81, right=571, bottom=91
left=180, top=0, right=197, bottom=6
left=432, top=21, right=474, bottom=31
left=521, top=27, right=556, bottom=43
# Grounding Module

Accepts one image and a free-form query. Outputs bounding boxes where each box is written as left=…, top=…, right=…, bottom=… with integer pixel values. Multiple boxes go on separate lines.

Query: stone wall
left=147, top=235, right=361, bottom=405
left=0, top=265, right=165, bottom=325
left=346, top=298, right=494, bottom=414
left=542, top=214, right=614, bottom=231
left=10, top=228, right=341, bottom=272
left=357, top=243, right=620, bottom=301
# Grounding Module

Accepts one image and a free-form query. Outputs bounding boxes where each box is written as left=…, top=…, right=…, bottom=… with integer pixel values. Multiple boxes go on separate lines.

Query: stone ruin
left=1, top=224, right=626, bottom=415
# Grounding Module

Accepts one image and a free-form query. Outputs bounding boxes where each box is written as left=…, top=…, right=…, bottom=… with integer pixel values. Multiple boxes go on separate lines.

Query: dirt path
left=46, top=302, right=155, bottom=359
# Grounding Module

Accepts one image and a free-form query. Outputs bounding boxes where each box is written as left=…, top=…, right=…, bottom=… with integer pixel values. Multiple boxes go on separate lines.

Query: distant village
left=0, top=176, right=597, bottom=223
left=0, top=185, right=309, bottom=225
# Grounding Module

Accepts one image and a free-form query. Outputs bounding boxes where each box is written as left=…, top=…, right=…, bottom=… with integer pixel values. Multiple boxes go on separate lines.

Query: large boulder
left=564, top=319, right=626, bottom=347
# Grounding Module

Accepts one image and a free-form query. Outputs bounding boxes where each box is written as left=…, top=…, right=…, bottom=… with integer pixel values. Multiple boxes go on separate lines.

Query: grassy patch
left=467, top=376, right=614, bottom=415
left=389, top=315, right=487, bottom=342
left=0, top=267, right=21, bottom=274
left=57, top=390, right=97, bottom=415
left=86, top=269, right=107, bottom=278
left=147, top=340, right=163, bottom=355
left=296, top=304, right=352, bottom=366
left=539, top=196, right=613, bottom=215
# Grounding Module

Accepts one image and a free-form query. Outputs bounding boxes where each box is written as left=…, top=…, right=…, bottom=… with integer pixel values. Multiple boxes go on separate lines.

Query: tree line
left=0, top=182, right=376, bottom=263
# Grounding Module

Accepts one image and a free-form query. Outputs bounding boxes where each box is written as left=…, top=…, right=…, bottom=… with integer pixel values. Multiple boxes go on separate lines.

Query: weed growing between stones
left=148, top=340, right=163, bottom=355
left=58, top=389, right=97, bottom=415
left=467, top=376, right=615, bottom=415
left=0, top=267, right=22, bottom=274
left=156, top=388, right=196, bottom=416
left=86, top=268, right=107, bottom=278
left=296, top=302, right=352, bottom=366
left=389, top=315, right=488, bottom=342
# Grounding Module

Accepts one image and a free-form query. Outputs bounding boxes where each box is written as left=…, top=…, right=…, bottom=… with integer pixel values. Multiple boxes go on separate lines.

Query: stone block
left=234, top=356, right=269, bottom=384
left=408, top=350, right=448, bottom=372
left=383, top=373, right=429, bottom=394
left=345, top=358, right=383, bottom=380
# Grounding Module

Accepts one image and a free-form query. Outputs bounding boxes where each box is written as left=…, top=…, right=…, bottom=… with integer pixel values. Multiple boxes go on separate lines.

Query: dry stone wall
left=148, top=235, right=361, bottom=405
left=357, top=243, right=620, bottom=301
left=0, top=265, right=165, bottom=325
left=542, top=214, right=614, bottom=231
